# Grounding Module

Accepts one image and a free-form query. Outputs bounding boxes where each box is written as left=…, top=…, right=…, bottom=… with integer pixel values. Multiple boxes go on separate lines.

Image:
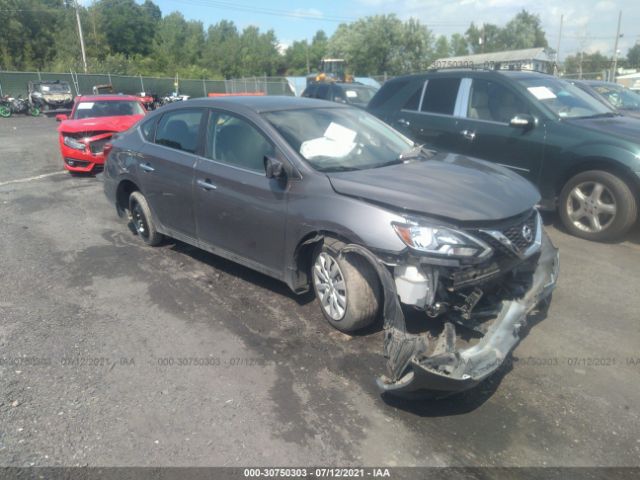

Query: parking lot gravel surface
left=1, top=115, right=639, bottom=467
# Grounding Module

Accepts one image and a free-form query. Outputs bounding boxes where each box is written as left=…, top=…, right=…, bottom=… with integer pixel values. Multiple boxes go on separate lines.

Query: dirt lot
left=1, top=115, right=639, bottom=467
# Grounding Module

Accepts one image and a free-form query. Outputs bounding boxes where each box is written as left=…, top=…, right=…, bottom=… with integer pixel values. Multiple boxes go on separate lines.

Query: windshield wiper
left=371, top=144, right=433, bottom=169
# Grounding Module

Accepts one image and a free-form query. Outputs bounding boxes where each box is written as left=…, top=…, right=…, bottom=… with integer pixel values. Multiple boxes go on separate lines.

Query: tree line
left=1, top=0, right=638, bottom=78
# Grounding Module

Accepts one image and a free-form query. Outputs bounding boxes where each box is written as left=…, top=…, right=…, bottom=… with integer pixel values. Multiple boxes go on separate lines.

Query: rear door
left=391, top=76, right=466, bottom=152
left=138, top=108, right=205, bottom=238
left=456, top=76, right=545, bottom=183
left=193, top=110, right=288, bottom=277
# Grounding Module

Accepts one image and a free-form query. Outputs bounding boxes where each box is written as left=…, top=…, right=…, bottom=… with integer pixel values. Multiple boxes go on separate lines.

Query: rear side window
left=155, top=109, right=204, bottom=154
left=421, top=78, right=461, bottom=115
left=403, top=83, right=425, bottom=110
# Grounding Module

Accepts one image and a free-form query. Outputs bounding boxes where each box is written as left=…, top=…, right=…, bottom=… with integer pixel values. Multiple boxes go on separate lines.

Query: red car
left=56, top=95, right=146, bottom=174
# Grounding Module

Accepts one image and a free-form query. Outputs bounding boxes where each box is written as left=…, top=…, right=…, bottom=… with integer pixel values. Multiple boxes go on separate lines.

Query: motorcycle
left=0, top=96, right=11, bottom=118
left=161, top=93, right=190, bottom=105
left=7, top=95, right=40, bottom=117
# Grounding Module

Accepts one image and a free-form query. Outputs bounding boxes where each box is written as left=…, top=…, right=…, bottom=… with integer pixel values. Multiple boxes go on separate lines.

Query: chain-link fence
left=0, top=71, right=295, bottom=98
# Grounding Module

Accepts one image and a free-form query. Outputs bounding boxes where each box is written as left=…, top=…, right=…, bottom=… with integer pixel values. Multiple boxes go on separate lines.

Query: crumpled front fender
left=341, top=231, right=559, bottom=397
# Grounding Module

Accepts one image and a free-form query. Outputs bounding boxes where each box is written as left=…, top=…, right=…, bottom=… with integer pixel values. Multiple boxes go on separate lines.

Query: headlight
left=63, top=136, right=86, bottom=151
left=392, top=222, right=492, bottom=259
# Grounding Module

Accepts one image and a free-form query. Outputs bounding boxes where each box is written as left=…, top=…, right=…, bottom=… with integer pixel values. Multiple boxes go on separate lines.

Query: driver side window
left=208, top=113, right=274, bottom=173
left=468, top=79, right=529, bottom=123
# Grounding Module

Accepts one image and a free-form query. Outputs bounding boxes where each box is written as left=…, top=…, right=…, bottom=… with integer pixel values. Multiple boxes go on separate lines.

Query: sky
left=146, top=0, right=639, bottom=61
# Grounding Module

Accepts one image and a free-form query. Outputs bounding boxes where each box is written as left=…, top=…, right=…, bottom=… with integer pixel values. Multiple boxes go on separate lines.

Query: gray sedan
left=103, top=96, right=558, bottom=396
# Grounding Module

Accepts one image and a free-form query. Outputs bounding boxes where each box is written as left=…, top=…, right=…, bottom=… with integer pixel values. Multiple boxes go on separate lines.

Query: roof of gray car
left=182, top=95, right=346, bottom=113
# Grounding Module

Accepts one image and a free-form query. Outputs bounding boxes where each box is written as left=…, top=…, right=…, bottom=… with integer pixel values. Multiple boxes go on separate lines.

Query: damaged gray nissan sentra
left=103, top=96, right=559, bottom=397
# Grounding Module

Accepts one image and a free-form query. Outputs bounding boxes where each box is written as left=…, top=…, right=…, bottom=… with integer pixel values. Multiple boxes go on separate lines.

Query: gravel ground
left=0, top=115, right=639, bottom=468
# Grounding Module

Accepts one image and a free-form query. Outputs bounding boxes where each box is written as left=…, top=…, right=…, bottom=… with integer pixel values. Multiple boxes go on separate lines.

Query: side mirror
left=509, top=114, right=536, bottom=130
left=264, top=155, right=285, bottom=179
left=56, top=114, right=68, bottom=122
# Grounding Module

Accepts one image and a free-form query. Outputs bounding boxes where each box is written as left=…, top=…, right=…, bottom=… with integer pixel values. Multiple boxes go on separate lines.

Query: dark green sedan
left=368, top=70, right=640, bottom=241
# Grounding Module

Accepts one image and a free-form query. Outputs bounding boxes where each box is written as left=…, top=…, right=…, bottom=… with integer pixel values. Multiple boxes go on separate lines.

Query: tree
left=465, top=11, right=547, bottom=54
left=434, top=36, right=450, bottom=60
left=328, top=15, right=434, bottom=76
left=499, top=10, right=548, bottom=50
left=450, top=33, right=468, bottom=56
left=285, top=40, right=311, bottom=75
left=0, top=0, right=68, bottom=70
left=627, top=44, right=640, bottom=69
left=563, top=51, right=611, bottom=75
left=94, top=0, right=160, bottom=57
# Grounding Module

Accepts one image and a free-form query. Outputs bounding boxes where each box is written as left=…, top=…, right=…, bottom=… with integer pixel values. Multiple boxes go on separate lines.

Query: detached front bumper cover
left=341, top=232, right=559, bottom=397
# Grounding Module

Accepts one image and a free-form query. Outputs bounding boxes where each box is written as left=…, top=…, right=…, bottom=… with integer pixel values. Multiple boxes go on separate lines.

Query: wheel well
left=557, top=158, right=640, bottom=201
left=291, top=231, right=359, bottom=292
left=116, top=180, right=139, bottom=216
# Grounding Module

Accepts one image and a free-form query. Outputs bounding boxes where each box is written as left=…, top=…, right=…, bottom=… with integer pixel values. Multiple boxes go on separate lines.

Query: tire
left=29, top=106, right=40, bottom=117
left=0, top=105, right=10, bottom=118
left=128, top=191, right=164, bottom=246
left=311, top=238, right=381, bottom=332
left=559, top=170, right=637, bottom=241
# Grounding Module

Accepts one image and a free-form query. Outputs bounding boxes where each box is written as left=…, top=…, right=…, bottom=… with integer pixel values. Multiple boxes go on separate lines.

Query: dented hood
left=326, top=152, right=541, bottom=222
left=58, top=114, right=144, bottom=134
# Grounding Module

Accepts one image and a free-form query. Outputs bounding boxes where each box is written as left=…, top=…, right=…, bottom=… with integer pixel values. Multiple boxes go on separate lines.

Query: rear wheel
left=129, top=191, right=164, bottom=246
left=0, top=105, right=10, bottom=118
left=559, top=170, right=637, bottom=241
left=312, top=238, right=381, bottom=332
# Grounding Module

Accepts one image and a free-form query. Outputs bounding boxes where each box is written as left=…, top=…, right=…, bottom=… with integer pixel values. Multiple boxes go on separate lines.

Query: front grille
left=476, top=210, right=538, bottom=259
left=89, top=137, right=111, bottom=154
left=503, top=211, right=537, bottom=252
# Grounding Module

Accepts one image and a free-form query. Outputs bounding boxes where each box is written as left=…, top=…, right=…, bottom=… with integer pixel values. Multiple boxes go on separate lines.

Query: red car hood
left=58, top=114, right=144, bottom=133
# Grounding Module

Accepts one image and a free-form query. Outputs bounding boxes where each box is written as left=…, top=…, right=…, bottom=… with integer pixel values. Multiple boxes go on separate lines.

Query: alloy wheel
left=313, top=252, right=347, bottom=321
left=566, top=181, right=617, bottom=233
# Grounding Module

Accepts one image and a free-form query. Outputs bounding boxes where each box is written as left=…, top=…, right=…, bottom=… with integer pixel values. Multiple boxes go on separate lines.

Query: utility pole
left=74, top=0, right=88, bottom=73
left=611, top=10, right=622, bottom=82
left=555, top=14, right=563, bottom=75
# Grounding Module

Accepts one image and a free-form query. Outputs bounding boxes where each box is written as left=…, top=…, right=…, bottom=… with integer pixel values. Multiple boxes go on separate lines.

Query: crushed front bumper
left=341, top=232, right=559, bottom=397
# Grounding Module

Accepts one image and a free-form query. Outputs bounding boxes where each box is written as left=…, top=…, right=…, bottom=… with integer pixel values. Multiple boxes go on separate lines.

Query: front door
left=193, top=110, right=288, bottom=277
left=456, top=77, right=545, bottom=184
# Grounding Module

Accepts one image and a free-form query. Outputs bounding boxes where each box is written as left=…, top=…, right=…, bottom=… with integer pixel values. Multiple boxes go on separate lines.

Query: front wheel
left=559, top=170, right=637, bottom=241
left=29, top=106, right=40, bottom=117
left=129, top=191, right=164, bottom=246
left=312, top=238, right=381, bottom=332
left=0, top=105, right=11, bottom=118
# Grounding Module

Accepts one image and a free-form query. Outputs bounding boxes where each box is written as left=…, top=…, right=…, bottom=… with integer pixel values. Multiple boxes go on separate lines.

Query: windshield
left=39, top=83, right=71, bottom=94
left=263, top=107, right=416, bottom=172
left=592, top=84, right=640, bottom=111
left=516, top=77, right=613, bottom=118
left=343, top=86, right=377, bottom=105
left=72, top=100, right=145, bottom=119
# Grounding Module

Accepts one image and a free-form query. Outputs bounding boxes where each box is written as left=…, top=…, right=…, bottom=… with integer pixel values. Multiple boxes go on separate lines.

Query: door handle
left=397, top=118, right=410, bottom=127
left=197, top=179, right=217, bottom=191
left=460, top=129, right=476, bottom=141
left=140, top=162, right=155, bottom=172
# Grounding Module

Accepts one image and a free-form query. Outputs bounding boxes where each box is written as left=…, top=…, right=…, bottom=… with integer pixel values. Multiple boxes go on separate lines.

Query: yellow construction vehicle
left=307, top=58, right=354, bottom=85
